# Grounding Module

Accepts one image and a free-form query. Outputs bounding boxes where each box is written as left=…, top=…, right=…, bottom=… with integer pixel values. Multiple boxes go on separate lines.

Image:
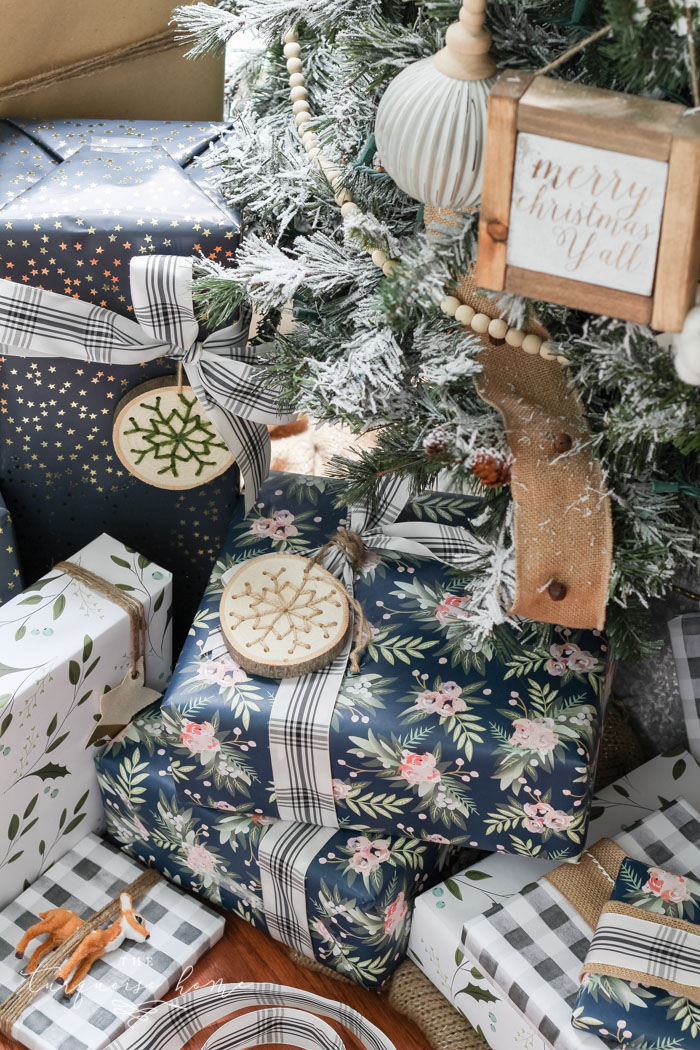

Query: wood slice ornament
left=113, top=375, right=234, bottom=489
left=219, top=552, right=351, bottom=678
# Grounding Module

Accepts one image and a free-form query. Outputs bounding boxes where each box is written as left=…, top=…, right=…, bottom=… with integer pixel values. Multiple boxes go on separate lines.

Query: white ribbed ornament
left=375, top=0, right=497, bottom=210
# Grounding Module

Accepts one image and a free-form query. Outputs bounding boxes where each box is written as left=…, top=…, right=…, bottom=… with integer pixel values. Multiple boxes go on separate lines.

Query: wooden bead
left=439, top=296, right=461, bottom=317
left=521, top=333, right=542, bottom=355
left=341, top=201, right=359, bottom=218
left=284, top=28, right=298, bottom=43
left=307, top=146, right=322, bottom=161
left=335, top=189, right=352, bottom=206
left=371, top=248, right=388, bottom=268
left=283, top=42, right=301, bottom=58
left=505, top=328, right=525, bottom=348
left=295, top=111, right=310, bottom=128
left=289, top=72, right=305, bottom=88
left=382, top=260, right=398, bottom=276
left=455, top=304, right=475, bottom=325
left=557, top=355, right=569, bottom=365
left=487, top=318, right=508, bottom=339
left=292, top=99, right=310, bottom=116
left=553, top=433, right=573, bottom=454
left=290, top=85, right=308, bottom=103
left=470, top=313, right=490, bottom=334
left=286, top=57, right=303, bottom=74
left=302, top=130, right=319, bottom=148
left=547, top=580, right=567, bottom=602
left=539, top=341, right=558, bottom=360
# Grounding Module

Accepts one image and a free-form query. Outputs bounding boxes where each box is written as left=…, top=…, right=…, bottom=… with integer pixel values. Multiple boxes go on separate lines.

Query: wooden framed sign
left=476, top=71, right=700, bottom=331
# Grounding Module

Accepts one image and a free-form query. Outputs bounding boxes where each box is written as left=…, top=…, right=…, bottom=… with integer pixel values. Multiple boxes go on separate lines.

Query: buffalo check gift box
left=0, top=534, right=171, bottom=909
left=0, top=834, right=224, bottom=1050
left=460, top=797, right=700, bottom=1050
left=95, top=703, right=455, bottom=990
left=409, top=749, right=700, bottom=1049
left=159, top=470, right=610, bottom=857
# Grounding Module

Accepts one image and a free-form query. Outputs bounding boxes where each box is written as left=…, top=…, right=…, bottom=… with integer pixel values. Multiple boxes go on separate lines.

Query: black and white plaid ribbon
left=105, top=983, right=397, bottom=1050
left=0, top=256, right=294, bottom=509
left=669, top=614, right=700, bottom=760
left=585, top=909, right=700, bottom=991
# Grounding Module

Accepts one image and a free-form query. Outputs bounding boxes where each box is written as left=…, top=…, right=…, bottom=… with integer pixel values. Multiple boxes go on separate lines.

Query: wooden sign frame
left=476, top=71, right=700, bottom=331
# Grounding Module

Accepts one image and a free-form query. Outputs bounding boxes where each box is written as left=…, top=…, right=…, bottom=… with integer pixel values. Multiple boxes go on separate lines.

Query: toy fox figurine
left=55, top=892, right=150, bottom=997
left=15, top=908, right=84, bottom=974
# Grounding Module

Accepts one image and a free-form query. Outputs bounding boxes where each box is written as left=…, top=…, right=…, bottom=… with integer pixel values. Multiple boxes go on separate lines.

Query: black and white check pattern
left=201, top=1006, right=345, bottom=1050
left=254, top=474, right=484, bottom=826
left=586, top=909, right=700, bottom=990
left=461, top=799, right=700, bottom=1050
left=0, top=257, right=294, bottom=510
left=258, top=822, right=336, bottom=956
left=105, top=983, right=397, bottom=1050
left=669, top=614, right=700, bottom=760
left=0, top=834, right=224, bottom=1050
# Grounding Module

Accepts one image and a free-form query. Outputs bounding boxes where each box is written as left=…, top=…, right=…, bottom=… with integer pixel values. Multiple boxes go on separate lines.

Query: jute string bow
left=0, top=869, right=160, bottom=1037
left=306, top=531, right=371, bottom=673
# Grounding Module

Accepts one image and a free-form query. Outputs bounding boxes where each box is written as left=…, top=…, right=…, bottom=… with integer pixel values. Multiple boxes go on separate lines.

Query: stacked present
left=93, top=469, right=612, bottom=993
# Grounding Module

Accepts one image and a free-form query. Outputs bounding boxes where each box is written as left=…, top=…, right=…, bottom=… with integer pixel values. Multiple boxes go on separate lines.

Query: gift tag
left=112, top=376, right=234, bottom=490
left=219, top=552, right=350, bottom=678
left=85, top=659, right=162, bottom=748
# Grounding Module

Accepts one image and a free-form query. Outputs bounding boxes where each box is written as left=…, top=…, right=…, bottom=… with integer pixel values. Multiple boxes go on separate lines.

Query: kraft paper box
left=0, top=117, right=242, bottom=641
left=0, top=534, right=171, bottom=908
left=463, top=799, right=700, bottom=1050
left=160, top=471, right=610, bottom=856
left=0, top=833, right=224, bottom=1050
left=409, top=750, right=700, bottom=1050
left=0, top=0, right=224, bottom=120
left=96, top=703, right=454, bottom=990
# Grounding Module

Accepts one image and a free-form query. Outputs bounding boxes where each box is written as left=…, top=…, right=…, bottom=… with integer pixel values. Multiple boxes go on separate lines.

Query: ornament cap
left=433, top=0, right=497, bottom=81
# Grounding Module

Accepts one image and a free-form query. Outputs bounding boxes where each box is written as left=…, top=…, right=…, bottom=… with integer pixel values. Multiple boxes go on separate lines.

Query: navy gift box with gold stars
left=0, top=119, right=243, bottom=641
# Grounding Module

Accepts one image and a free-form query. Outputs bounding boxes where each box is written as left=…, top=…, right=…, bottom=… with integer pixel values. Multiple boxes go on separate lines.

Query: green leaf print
left=52, top=594, right=66, bottom=620
left=68, top=660, right=80, bottom=685
left=83, top=636, right=93, bottom=663
left=456, top=982, right=499, bottom=1004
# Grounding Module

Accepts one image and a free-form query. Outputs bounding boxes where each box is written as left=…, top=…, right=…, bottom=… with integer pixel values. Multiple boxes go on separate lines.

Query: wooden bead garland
left=284, top=26, right=568, bottom=365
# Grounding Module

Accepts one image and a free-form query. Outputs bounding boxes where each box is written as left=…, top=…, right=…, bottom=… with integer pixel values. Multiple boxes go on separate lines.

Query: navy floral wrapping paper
left=160, top=471, right=611, bottom=857
left=96, top=703, right=452, bottom=989
left=573, top=855, right=700, bottom=1048
left=0, top=118, right=242, bottom=641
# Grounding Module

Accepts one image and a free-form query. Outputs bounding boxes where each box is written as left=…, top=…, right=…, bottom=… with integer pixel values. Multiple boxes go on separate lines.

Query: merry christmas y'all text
left=513, top=158, right=656, bottom=276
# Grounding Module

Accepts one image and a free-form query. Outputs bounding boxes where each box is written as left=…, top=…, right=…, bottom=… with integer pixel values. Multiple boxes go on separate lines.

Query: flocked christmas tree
left=176, top=0, right=700, bottom=661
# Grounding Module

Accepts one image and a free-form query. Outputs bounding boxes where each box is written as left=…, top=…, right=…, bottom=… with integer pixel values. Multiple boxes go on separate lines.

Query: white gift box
left=0, top=535, right=171, bottom=907
left=409, top=750, right=700, bottom=1049
left=0, top=833, right=224, bottom=1050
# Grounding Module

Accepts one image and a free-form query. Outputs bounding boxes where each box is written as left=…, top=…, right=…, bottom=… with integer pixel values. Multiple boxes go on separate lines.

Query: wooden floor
left=1, top=914, right=425, bottom=1050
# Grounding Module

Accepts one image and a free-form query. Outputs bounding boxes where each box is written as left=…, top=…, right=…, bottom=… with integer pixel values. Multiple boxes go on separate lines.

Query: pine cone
left=471, top=448, right=512, bottom=488
left=422, top=426, right=451, bottom=458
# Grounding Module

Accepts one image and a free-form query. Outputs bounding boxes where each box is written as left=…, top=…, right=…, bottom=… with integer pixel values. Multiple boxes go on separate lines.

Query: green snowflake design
left=124, top=392, right=228, bottom=479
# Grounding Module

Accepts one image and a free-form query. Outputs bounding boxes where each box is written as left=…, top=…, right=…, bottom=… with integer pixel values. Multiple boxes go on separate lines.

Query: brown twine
left=535, top=23, right=613, bottom=76
left=56, top=561, right=147, bottom=679
left=307, top=531, right=372, bottom=673
left=0, top=868, right=160, bottom=1036
left=0, top=30, right=180, bottom=104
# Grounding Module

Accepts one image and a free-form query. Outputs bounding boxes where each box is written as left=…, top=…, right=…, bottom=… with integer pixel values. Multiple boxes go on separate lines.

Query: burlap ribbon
left=425, top=207, right=613, bottom=630
left=545, top=837, right=700, bottom=1004
left=0, top=868, right=161, bottom=1036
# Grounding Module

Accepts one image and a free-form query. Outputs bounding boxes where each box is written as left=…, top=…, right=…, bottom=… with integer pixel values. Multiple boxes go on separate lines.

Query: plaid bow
left=0, top=255, right=295, bottom=509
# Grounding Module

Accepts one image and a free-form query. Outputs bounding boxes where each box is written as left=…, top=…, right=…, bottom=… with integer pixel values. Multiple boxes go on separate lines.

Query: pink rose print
left=348, top=835, right=391, bottom=864
left=524, top=816, right=546, bottom=833
left=360, top=548, right=381, bottom=573
left=524, top=801, right=552, bottom=819
left=414, top=682, right=467, bottom=717
left=179, top=719, right=220, bottom=754
left=522, top=800, right=572, bottom=833
left=644, top=867, right=692, bottom=904
left=197, top=653, right=248, bottom=688
left=184, top=843, right=216, bottom=876
left=546, top=642, right=597, bottom=676
left=251, top=510, right=298, bottom=540
left=383, top=892, right=408, bottom=935
left=510, top=717, right=559, bottom=754
left=427, top=833, right=451, bottom=844
left=314, top=919, right=332, bottom=941
left=397, top=750, right=441, bottom=786
left=251, top=517, right=274, bottom=537
left=414, top=690, right=445, bottom=714
left=543, top=809, right=573, bottom=831
left=435, top=593, right=471, bottom=624
left=250, top=813, right=275, bottom=825
left=214, top=801, right=237, bottom=811
left=350, top=851, right=381, bottom=873
left=332, top=778, right=351, bottom=800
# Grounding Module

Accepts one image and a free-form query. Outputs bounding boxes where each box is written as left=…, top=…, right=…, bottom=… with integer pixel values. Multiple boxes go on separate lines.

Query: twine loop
left=55, top=561, right=148, bottom=679
left=0, top=868, right=160, bottom=1036
left=307, top=530, right=371, bottom=674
